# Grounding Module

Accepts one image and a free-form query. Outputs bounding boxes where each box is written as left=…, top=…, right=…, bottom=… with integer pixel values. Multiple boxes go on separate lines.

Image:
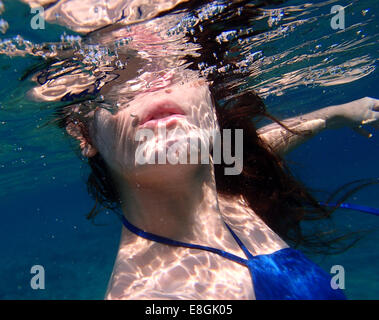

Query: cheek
left=198, top=100, right=218, bottom=131
left=189, top=88, right=218, bottom=132
left=194, top=89, right=220, bottom=152
left=169, top=84, right=216, bottom=128
left=92, top=110, right=137, bottom=173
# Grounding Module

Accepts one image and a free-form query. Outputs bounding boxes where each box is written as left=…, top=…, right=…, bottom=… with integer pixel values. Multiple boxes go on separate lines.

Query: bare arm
left=258, top=97, right=379, bottom=155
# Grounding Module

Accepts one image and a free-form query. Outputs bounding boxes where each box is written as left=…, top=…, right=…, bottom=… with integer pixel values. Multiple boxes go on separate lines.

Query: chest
left=106, top=197, right=288, bottom=299
left=105, top=245, right=255, bottom=299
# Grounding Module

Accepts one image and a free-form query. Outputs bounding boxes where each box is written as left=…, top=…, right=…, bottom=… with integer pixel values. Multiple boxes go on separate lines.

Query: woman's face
left=89, top=80, right=219, bottom=180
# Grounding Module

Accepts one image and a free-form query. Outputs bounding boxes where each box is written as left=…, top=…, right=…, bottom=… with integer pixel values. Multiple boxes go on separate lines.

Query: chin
left=129, top=159, right=202, bottom=188
left=134, top=129, right=211, bottom=166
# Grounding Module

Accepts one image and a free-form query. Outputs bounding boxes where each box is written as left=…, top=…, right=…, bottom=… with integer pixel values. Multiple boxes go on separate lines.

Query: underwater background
left=0, top=0, right=378, bottom=299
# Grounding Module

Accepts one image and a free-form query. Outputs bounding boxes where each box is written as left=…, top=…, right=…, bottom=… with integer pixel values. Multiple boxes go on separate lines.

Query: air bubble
left=0, top=18, right=9, bottom=34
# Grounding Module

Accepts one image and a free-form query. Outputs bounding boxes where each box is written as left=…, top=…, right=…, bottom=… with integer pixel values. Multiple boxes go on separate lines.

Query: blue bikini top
left=120, top=215, right=346, bottom=300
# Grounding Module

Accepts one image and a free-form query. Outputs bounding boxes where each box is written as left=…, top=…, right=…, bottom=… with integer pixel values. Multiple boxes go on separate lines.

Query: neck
left=115, top=163, right=227, bottom=244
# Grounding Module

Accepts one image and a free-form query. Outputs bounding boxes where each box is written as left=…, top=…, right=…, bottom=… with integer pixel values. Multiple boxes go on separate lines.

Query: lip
left=139, top=100, right=186, bottom=128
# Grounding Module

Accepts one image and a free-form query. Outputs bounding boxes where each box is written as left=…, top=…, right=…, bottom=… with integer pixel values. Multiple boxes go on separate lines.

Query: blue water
left=0, top=0, right=378, bottom=299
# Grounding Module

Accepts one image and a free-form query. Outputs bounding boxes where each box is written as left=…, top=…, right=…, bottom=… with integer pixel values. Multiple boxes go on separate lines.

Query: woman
left=63, top=77, right=378, bottom=300
left=22, top=0, right=379, bottom=299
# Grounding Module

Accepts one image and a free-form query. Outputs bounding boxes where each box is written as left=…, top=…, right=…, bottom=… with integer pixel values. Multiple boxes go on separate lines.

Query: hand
left=331, top=97, right=379, bottom=137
